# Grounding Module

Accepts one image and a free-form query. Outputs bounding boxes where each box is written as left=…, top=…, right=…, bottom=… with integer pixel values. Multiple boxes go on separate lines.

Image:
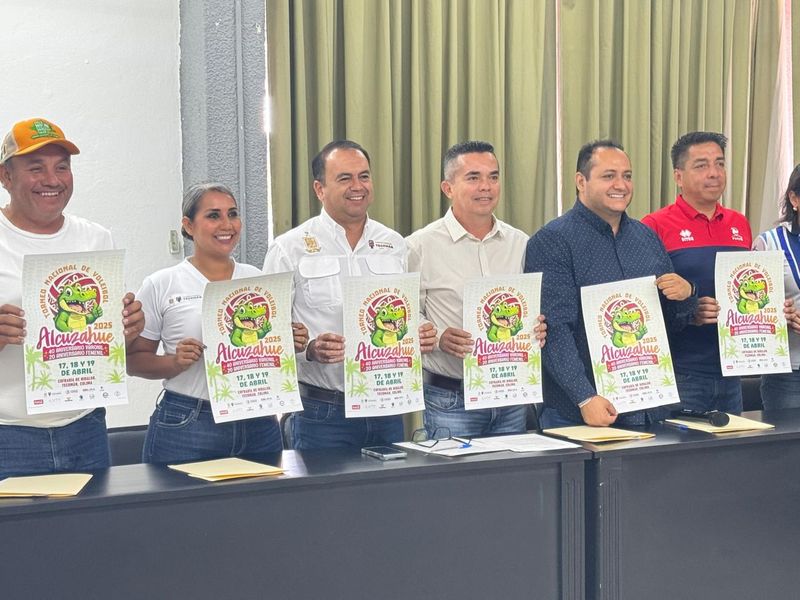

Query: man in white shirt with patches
left=263, top=140, right=436, bottom=449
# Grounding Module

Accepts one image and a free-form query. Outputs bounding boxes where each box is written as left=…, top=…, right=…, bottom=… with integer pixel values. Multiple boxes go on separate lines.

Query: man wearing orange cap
left=0, top=117, right=145, bottom=477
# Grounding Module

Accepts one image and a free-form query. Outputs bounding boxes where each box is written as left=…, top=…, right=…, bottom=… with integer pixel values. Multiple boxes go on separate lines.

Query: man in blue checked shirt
left=525, top=140, right=696, bottom=428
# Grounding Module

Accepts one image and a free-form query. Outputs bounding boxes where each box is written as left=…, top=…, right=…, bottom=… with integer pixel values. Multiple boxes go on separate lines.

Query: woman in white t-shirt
left=128, top=183, right=308, bottom=463
left=753, top=164, right=800, bottom=410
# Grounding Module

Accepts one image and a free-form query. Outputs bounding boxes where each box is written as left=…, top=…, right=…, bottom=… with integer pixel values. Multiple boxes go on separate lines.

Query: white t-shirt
left=137, top=259, right=263, bottom=400
left=263, top=208, right=406, bottom=392
left=0, top=211, right=114, bottom=427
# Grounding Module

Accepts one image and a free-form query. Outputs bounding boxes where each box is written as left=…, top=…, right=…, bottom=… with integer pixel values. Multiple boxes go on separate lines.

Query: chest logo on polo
left=679, top=229, right=694, bottom=242
left=731, top=227, right=744, bottom=242
left=303, top=233, right=321, bottom=254
left=368, top=239, right=394, bottom=250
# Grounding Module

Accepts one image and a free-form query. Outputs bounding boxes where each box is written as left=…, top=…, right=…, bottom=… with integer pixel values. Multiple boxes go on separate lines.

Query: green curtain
left=559, top=0, right=782, bottom=225
left=268, top=0, right=792, bottom=435
left=266, top=0, right=558, bottom=237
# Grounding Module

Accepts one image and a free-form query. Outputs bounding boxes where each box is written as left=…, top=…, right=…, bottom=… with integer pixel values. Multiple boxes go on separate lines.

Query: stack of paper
left=396, top=432, right=581, bottom=457
left=470, top=433, right=580, bottom=452
left=168, top=457, right=284, bottom=482
left=0, top=473, right=92, bottom=498
left=665, top=414, right=774, bottom=435
left=543, top=426, right=655, bottom=443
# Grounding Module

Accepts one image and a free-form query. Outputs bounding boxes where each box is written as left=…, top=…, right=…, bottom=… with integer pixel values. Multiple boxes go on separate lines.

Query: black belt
left=422, top=370, right=463, bottom=392
left=298, top=382, right=345, bottom=405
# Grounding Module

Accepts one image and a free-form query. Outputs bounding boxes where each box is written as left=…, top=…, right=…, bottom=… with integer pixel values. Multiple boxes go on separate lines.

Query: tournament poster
left=462, top=274, right=543, bottom=410
left=581, top=276, right=679, bottom=413
left=342, top=273, right=424, bottom=418
left=715, top=251, right=791, bottom=376
left=21, top=250, right=128, bottom=414
left=201, top=273, right=302, bottom=423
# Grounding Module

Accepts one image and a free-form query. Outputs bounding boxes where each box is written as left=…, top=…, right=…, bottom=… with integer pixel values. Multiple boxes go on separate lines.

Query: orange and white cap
left=0, top=118, right=80, bottom=165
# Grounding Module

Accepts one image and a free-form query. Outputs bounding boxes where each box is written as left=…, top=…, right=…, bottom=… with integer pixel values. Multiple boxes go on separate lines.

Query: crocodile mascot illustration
left=230, top=301, right=271, bottom=347
left=370, top=303, right=408, bottom=347
left=610, top=307, right=647, bottom=348
left=54, top=283, right=102, bottom=332
left=487, top=301, right=523, bottom=342
left=737, top=276, right=769, bottom=314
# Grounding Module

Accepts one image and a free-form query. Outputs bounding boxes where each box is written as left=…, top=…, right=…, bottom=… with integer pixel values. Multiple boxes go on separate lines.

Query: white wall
left=0, top=1, right=184, bottom=427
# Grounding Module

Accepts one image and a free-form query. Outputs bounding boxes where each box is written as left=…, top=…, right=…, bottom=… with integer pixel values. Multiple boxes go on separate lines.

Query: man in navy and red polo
left=642, top=131, right=750, bottom=413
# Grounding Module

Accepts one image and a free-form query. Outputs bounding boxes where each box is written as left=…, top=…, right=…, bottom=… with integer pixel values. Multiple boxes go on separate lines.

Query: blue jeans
left=423, top=383, right=527, bottom=438
left=143, top=390, right=282, bottom=464
left=291, top=395, right=404, bottom=450
left=675, top=372, right=743, bottom=414
left=760, top=371, right=800, bottom=411
left=0, top=408, right=109, bottom=478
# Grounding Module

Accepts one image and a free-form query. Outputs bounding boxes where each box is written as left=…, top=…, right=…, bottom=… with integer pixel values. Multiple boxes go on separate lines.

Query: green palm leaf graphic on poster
left=215, top=384, right=234, bottom=402
left=345, top=358, right=362, bottom=393
left=280, top=354, right=296, bottom=376
left=25, top=345, right=46, bottom=391
left=776, top=345, right=788, bottom=357
left=775, top=324, right=788, bottom=344
left=206, top=360, right=224, bottom=400
left=411, top=356, right=422, bottom=376
left=109, top=343, right=126, bottom=367
left=281, top=379, right=297, bottom=393
left=469, top=374, right=485, bottom=389
left=33, top=371, right=54, bottom=390
left=24, top=345, right=44, bottom=376
left=718, top=325, right=738, bottom=358
left=351, top=382, right=369, bottom=397
left=463, top=355, right=478, bottom=381
left=107, top=370, right=125, bottom=384
left=658, top=353, right=673, bottom=372
left=592, top=361, right=610, bottom=395
left=411, top=379, right=421, bottom=392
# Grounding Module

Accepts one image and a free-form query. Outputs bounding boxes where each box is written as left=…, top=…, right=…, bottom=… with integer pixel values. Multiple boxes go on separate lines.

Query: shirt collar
left=779, top=219, right=800, bottom=236
left=675, top=194, right=724, bottom=221
left=571, top=198, right=630, bottom=235
left=443, top=207, right=501, bottom=242
left=318, top=206, right=372, bottom=238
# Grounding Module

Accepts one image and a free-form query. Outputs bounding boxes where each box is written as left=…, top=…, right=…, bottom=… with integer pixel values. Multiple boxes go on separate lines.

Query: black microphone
left=670, top=409, right=730, bottom=427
